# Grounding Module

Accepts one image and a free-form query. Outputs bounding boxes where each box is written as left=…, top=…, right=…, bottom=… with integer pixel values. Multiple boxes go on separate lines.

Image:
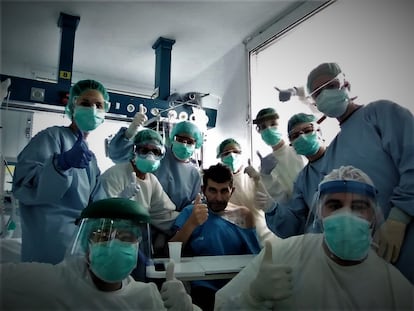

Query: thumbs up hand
left=190, top=194, right=209, bottom=226
left=257, top=151, right=277, bottom=175
left=244, top=158, right=261, bottom=182
left=249, top=241, right=293, bottom=302
left=57, top=130, right=93, bottom=170
left=125, top=104, right=148, bottom=139
left=161, top=261, right=193, bottom=311
left=119, top=172, right=141, bottom=198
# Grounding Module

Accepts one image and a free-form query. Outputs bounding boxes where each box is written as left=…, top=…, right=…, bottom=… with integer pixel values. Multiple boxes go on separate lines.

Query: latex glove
left=244, top=159, right=260, bottom=182
left=374, top=219, right=407, bottom=263
left=125, top=104, right=148, bottom=139
left=119, top=172, right=141, bottom=198
left=257, top=151, right=277, bottom=175
left=161, top=261, right=192, bottom=311
left=57, top=131, right=93, bottom=170
left=255, top=189, right=276, bottom=212
left=248, top=241, right=293, bottom=304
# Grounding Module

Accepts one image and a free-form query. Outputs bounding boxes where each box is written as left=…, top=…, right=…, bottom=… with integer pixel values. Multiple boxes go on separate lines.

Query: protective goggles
left=87, top=219, right=142, bottom=244
left=73, top=96, right=111, bottom=112
left=220, top=148, right=242, bottom=158
left=288, top=124, right=315, bottom=141
left=308, top=73, right=346, bottom=100
left=255, top=119, right=278, bottom=132
left=134, top=143, right=165, bottom=160
left=174, top=135, right=196, bottom=146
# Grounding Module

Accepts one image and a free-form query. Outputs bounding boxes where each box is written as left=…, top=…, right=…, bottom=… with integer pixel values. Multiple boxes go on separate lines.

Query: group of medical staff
left=2, top=61, right=413, bottom=310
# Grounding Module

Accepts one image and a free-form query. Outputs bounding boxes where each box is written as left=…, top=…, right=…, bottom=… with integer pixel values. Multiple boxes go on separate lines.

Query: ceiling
left=1, top=0, right=299, bottom=97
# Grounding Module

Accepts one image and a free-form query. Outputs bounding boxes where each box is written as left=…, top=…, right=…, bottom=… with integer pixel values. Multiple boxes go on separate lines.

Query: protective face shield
left=71, top=218, right=143, bottom=283
left=221, top=152, right=243, bottom=173
left=315, top=180, right=380, bottom=261
left=172, top=140, right=195, bottom=160
left=309, top=73, right=350, bottom=118
left=260, top=127, right=283, bottom=146
left=73, top=105, right=105, bottom=132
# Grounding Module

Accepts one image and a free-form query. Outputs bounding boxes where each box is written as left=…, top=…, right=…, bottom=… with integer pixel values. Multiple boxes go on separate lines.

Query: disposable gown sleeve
left=12, top=130, right=75, bottom=204
left=107, top=127, right=135, bottom=164
left=368, top=101, right=414, bottom=217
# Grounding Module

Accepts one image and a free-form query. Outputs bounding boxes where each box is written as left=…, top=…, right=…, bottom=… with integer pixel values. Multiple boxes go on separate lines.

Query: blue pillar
left=57, top=12, right=80, bottom=90
left=152, top=37, right=175, bottom=100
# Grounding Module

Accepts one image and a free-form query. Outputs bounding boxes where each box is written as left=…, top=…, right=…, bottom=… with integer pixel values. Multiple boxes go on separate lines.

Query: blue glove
left=57, top=131, right=93, bottom=170
left=257, top=151, right=277, bottom=175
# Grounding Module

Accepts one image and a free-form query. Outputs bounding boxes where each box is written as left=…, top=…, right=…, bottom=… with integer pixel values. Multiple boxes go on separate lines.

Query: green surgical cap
left=170, top=121, right=203, bottom=149
left=287, top=113, right=317, bottom=133
left=216, top=138, right=241, bottom=158
left=306, top=62, right=342, bottom=93
left=66, top=79, right=110, bottom=118
left=80, top=198, right=150, bottom=224
left=134, top=128, right=163, bottom=146
left=253, top=108, right=279, bottom=124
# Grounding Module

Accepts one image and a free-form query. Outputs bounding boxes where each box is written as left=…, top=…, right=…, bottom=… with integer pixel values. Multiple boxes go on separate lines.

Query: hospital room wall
left=184, top=0, right=414, bottom=168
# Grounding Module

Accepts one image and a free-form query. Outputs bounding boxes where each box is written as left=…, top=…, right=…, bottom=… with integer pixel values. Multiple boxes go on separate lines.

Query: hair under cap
left=253, top=107, right=279, bottom=124
left=306, top=62, right=342, bottom=93
left=216, top=138, right=241, bottom=158
left=287, top=113, right=317, bottom=134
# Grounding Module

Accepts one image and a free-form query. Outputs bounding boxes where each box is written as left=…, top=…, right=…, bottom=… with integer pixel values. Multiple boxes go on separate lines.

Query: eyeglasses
left=74, top=96, right=108, bottom=110
left=288, top=124, right=315, bottom=141
left=255, top=119, right=278, bottom=132
left=174, top=135, right=196, bottom=145
left=220, top=149, right=241, bottom=158
left=136, top=146, right=163, bottom=157
left=89, top=229, right=139, bottom=243
left=308, top=73, right=345, bottom=100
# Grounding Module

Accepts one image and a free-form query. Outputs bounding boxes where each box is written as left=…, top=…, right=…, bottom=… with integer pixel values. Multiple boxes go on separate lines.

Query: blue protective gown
left=12, top=126, right=107, bottom=264
left=107, top=127, right=201, bottom=211
left=265, top=156, right=326, bottom=237
left=268, top=100, right=414, bottom=284
left=172, top=205, right=261, bottom=291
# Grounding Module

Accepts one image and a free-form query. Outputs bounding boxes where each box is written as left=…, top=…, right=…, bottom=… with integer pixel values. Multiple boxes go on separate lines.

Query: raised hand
left=57, top=130, right=93, bottom=170
left=190, top=194, right=209, bottom=226
left=125, top=104, right=148, bottom=139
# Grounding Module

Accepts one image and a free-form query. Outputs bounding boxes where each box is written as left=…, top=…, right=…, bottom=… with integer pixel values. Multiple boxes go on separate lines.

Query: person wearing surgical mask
left=100, top=129, right=179, bottom=280
left=217, top=138, right=274, bottom=245
left=12, top=79, right=109, bottom=264
left=256, top=113, right=327, bottom=238
left=0, top=198, right=196, bottom=311
left=246, top=108, right=306, bottom=205
left=215, top=166, right=413, bottom=310
left=306, top=62, right=414, bottom=284
left=107, top=121, right=203, bottom=212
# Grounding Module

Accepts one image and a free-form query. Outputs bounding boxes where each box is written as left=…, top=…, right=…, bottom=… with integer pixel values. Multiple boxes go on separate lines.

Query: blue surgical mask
left=292, top=132, right=320, bottom=156
left=135, top=154, right=160, bottom=173
left=261, top=127, right=282, bottom=146
left=88, top=240, right=138, bottom=283
left=316, top=88, right=349, bottom=118
left=74, top=106, right=105, bottom=132
left=221, top=153, right=242, bottom=173
left=172, top=141, right=195, bottom=161
left=323, top=212, right=372, bottom=261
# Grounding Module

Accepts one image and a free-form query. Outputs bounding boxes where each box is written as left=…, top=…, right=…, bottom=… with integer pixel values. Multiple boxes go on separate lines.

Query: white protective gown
left=100, top=162, right=179, bottom=232
left=215, top=234, right=413, bottom=310
left=260, top=143, right=306, bottom=203
left=0, top=258, right=168, bottom=310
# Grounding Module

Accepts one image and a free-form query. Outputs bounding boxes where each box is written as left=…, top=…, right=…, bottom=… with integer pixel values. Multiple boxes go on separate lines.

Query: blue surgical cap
left=216, top=138, right=241, bottom=158
left=66, top=79, right=110, bottom=118
left=170, top=121, right=203, bottom=149
left=306, top=63, right=342, bottom=93
left=287, top=113, right=317, bottom=133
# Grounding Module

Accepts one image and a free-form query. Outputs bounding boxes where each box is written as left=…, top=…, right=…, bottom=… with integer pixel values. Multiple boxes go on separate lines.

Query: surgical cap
left=80, top=198, right=150, bottom=224
left=306, top=62, right=342, bottom=93
left=253, top=108, right=279, bottom=124
left=134, top=129, right=163, bottom=147
left=170, top=121, right=203, bottom=149
left=66, top=79, right=110, bottom=118
left=287, top=113, right=317, bottom=133
left=216, top=138, right=241, bottom=158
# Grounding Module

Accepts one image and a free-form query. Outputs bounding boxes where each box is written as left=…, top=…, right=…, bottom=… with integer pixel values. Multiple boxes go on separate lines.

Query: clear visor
left=307, top=72, right=347, bottom=100
left=73, top=96, right=111, bottom=112
left=67, top=218, right=151, bottom=262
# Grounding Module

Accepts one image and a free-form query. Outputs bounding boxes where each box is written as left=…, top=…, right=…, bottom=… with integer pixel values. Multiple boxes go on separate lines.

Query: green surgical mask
left=135, top=154, right=160, bottom=173
left=292, top=132, right=320, bottom=156
left=261, top=127, right=282, bottom=146
left=221, top=153, right=242, bottom=173
left=89, top=240, right=138, bottom=283
left=74, top=106, right=105, bottom=132
left=172, top=141, right=195, bottom=160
